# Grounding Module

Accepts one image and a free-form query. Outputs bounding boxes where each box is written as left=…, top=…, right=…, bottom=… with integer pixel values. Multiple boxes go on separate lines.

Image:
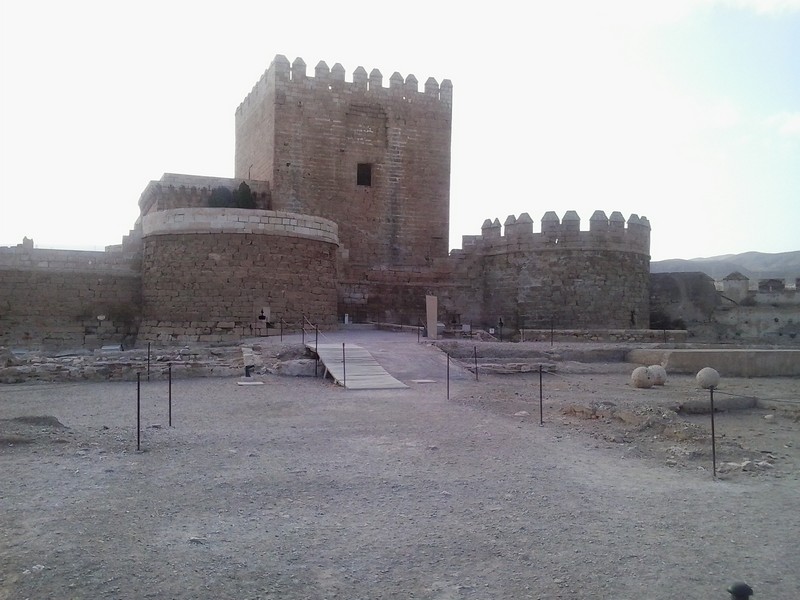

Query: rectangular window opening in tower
left=357, top=163, right=372, bottom=187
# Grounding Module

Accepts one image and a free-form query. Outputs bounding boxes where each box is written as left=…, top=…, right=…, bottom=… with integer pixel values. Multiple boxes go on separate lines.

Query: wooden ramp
left=309, top=343, right=408, bottom=390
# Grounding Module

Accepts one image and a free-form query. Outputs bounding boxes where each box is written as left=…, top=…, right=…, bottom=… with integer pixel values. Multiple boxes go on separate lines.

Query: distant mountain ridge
left=651, top=250, right=800, bottom=281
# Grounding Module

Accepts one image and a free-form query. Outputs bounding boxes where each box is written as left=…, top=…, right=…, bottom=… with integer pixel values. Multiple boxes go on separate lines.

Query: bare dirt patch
left=451, top=369, right=798, bottom=479
left=1, top=336, right=798, bottom=599
left=437, top=339, right=799, bottom=480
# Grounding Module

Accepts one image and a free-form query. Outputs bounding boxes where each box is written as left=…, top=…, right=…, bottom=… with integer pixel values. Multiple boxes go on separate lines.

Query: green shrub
left=234, top=181, right=256, bottom=209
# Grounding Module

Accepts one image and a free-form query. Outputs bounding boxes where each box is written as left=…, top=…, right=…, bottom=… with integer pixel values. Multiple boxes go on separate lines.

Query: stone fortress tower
left=231, top=55, right=650, bottom=333
left=0, top=54, right=653, bottom=348
left=234, top=55, right=453, bottom=272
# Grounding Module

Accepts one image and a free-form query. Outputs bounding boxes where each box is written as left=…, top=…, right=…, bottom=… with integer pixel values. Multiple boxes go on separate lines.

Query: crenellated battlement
left=2, top=53, right=665, bottom=348
left=236, top=54, right=452, bottom=114
left=454, top=210, right=651, bottom=256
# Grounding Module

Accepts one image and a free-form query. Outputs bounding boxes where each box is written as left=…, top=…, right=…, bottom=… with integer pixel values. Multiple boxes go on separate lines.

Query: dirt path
left=1, top=334, right=798, bottom=599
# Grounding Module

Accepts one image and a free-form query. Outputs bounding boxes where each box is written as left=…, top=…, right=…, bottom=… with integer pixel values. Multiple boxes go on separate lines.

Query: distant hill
left=651, top=251, right=800, bottom=282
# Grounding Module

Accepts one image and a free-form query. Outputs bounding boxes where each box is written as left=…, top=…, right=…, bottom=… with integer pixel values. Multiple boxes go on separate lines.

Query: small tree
left=209, top=186, right=234, bottom=208
left=234, top=181, right=256, bottom=209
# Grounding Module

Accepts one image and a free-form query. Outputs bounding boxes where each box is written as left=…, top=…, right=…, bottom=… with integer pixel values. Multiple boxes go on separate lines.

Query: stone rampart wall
left=0, top=246, right=139, bottom=272
left=333, top=211, right=651, bottom=330
left=453, top=210, right=650, bottom=256
left=0, top=247, right=141, bottom=349
left=142, top=207, right=338, bottom=244
left=752, top=287, right=800, bottom=306
left=651, top=272, right=800, bottom=344
left=713, top=305, right=799, bottom=343
left=140, top=211, right=339, bottom=343
left=721, top=276, right=800, bottom=306
left=338, top=262, right=451, bottom=325
left=444, top=211, right=651, bottom=331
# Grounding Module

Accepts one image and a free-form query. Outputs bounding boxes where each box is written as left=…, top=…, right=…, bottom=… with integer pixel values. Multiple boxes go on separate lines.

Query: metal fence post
left=710, top=387, right=717, bottom=477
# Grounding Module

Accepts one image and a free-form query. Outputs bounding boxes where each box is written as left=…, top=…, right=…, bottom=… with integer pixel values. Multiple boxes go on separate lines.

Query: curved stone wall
left=139, top=208, right=339, bottom=343
left=445, top=211, right=651, bottom=331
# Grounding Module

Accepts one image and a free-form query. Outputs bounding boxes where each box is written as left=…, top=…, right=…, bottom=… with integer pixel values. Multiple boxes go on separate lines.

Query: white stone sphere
left=648, top=365, right=667, bottom=386
left=631, top=366, right=653, bottom=389
left=696, top=367, right=721, bottom=389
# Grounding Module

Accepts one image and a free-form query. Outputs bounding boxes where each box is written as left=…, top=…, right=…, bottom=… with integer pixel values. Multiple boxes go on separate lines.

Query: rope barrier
left=462, top=360, right=800, bottom=405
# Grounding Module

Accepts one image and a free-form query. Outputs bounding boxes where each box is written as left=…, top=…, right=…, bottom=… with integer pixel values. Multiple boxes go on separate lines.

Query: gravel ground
left=1, top=331, right=798, bottom=599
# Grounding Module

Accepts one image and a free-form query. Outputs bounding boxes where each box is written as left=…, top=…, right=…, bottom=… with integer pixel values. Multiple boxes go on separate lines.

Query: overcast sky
left=2, top=0, right=798, bottom=261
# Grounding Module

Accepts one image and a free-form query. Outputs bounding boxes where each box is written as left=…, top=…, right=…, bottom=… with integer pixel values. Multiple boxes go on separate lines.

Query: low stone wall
left=519, top=329, right=688, bottom=344
left=627, top=348, right=800, bottom=377
left=0, top=346, right=244, bottom=383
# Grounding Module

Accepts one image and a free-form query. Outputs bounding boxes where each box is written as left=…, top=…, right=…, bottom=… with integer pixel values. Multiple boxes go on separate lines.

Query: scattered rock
left=647, top=365, right=667, bottom=386
left=719, top=459, right=775, bottom=474
left=0, top=346, right=22, bottom=367
left=11, top=416, right=66, bottom=428
left=631, top=366, right=653, bottom=389
left=268, top=358, right=319, bottom=377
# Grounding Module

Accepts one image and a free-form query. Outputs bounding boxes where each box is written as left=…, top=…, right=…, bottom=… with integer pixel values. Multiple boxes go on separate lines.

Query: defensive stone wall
left=714, top=305, right=799, bottom=343
left=139, top=208, right=339, bottom=344
left=0, top=55, right=684, bottom=351
left=651, top=272, right=800, bottom=344
left=453, top=210, right=651, bottom=255
left=0, top=244, right=138, bottom=272
left=720, top=274, right=800, bottom=306
left=235, top=55, right=452, bottom=269
left=333, top=210, right=651, bottom=331
left=750, top=279, right=799, bottom=306
left=446, top=211, right=651, bottom=332
left=338, top=261, right=452, bottom=325
left=0, top=245, right=141, bottom=349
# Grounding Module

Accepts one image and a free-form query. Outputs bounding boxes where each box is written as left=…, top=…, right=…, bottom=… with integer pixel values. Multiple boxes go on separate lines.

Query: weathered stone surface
left=139, top=232, right=338, bottom=342
left=648, top=365, right=667, bottom=386
left=631, top=366, right=653, bottom=389
left=678, top=394, right=756, bottom=414
left=0, top=346, right=243, bottom=383
left=0, top=347, right=21, bottom=367
left=235, top=57, right=451, bottom=272
left=267, top=359, right=319, bottom=377
left=696, top=367, right=721, bottom=389
left=0, top=253, right=141, bottom=350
